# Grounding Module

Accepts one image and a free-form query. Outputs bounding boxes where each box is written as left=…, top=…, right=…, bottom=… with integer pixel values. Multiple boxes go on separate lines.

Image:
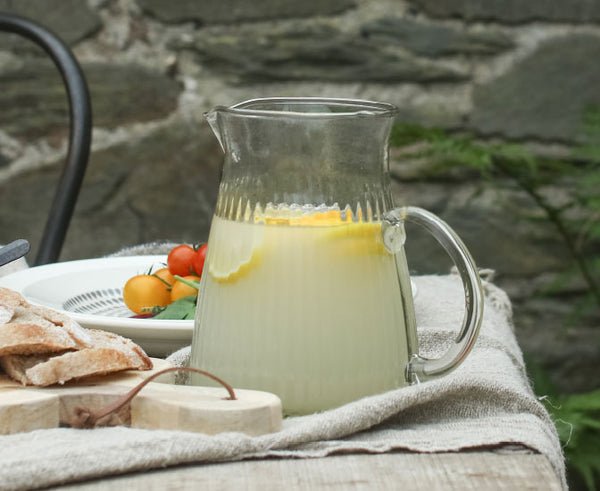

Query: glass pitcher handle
left=383, top=206, right=484, bottom=383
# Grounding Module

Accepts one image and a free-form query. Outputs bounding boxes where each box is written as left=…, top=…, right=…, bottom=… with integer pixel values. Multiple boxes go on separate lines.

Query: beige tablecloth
left=0, top=246, right=566, bottom=490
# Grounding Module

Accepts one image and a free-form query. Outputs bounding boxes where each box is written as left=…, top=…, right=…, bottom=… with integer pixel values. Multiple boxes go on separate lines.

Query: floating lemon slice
left=208, top=218, right=264, bottom=283
left=257, top=209, right=387, bottom=255
left=323, top=222, right=389, bottom=256
left=209, top=248, right=263, bottom=283
left=291, top=209, right=343, bottom=226
left=257, top=209, right=344, bottom=226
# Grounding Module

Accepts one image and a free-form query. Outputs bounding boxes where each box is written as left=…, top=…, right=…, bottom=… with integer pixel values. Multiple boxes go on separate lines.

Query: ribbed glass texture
left=190, top=98, right=412, bottom=415
left=207, top=98, right=396, bottom=221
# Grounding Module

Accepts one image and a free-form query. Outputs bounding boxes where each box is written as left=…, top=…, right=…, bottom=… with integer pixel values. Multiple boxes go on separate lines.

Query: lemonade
left=189, top=208, right=413, bottom=415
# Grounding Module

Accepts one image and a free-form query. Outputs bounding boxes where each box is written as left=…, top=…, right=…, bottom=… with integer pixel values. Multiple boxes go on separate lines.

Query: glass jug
left=189, top=98, right=483, bottom=415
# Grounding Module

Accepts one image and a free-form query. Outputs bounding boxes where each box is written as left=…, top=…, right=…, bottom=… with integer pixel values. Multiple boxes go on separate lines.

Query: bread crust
left=0, top=287, right=28, bottom=309
left=0, top=288, right=93, bottom=357
left=1, top=328, right=152, bottom=386
left=0, top=288, right=152, bottom=386
left=0, top=287, right=27, bottom=324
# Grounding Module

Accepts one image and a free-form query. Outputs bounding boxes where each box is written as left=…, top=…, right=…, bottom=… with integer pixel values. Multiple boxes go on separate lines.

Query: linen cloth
left=0, top=244, right=565, bottom=490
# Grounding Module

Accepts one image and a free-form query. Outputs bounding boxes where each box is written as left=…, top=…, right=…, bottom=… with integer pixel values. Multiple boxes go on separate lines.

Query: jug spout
left=205, top=97, right=399, bottom=222
left=204, top=108, right=224, bottom=151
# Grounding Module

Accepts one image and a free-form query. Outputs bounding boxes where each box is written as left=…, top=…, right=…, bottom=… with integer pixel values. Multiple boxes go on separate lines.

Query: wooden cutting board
left=0, top=358, right=282, bottom=436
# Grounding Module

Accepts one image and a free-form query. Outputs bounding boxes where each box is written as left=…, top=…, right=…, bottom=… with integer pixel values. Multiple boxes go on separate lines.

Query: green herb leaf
left=153, top=295, right=197, bottom=320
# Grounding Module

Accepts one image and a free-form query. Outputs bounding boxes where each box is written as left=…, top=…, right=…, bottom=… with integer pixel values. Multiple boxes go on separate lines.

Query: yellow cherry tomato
left=153, top=267, right=175, bottom=288
left=123, top=274, right=172, bottom=315
left=171, top=275, right=201, bottom=302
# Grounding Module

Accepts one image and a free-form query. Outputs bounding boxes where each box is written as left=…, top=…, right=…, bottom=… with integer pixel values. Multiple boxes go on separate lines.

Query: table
left=0, top=252, right=566, bottom=490
left=54, top=452, right=561, bottom=490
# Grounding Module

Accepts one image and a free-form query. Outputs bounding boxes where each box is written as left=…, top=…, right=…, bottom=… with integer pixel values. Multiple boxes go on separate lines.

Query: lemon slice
left=208, top=218, right=263, bottom=283
left=257, top=209, right=343, bottom=227
left=290, top=209, right=342, bottom=226
left=323, top=222, right=389, bottom=256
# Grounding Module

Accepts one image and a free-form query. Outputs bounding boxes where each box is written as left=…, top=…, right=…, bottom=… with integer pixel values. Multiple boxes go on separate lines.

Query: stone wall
left=0, top=0, right=598, bottom=392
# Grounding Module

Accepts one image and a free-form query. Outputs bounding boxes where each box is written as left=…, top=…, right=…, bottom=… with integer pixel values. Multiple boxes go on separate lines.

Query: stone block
left=0, top=165, right=56, bottom=262
left=471, top=35, right=600, bottom=142
left=0, top=117, right=222, bottom=261
left=391, top=178, right=569, bottom=277
left=0, top=60, right=181, bottom=139
left=0, top=0, right=101, bottom=46
left=62, top=118, right=223, bottom=260
left=514, top=297, right=600, bottom=393
left=136, top=0, right=356, bottom=24
left=361, top=16, right=514, bottom=57
left=172, top=22, right=469, bottom=83
left=408, top=0, right=600, bottom=23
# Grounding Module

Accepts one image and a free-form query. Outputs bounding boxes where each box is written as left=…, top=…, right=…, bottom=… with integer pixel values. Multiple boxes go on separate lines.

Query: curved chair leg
left=0, top=12, right=92, bottom=265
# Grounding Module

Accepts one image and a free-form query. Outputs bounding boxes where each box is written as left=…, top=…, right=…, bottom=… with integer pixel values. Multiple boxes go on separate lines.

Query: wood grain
left=53, top=452, right=562, bottom=490
left=0, top=358, right=282, bottom=436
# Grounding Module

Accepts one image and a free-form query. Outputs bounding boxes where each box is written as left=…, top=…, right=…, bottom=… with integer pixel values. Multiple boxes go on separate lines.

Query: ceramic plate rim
left=0, top=255, right=194, bottom=335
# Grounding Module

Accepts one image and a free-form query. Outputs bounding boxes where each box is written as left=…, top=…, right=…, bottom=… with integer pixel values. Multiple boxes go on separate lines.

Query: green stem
left=151, top=273, right=172, bottom=289
left=493, top=157, right=600, bottom=305
left=173, top=275, right=200, bottom=290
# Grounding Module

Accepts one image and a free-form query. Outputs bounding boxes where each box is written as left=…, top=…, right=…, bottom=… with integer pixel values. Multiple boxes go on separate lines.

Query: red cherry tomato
left=191, top=244, right=207, bottom=277
left=167, top=244, right=196, bottom=276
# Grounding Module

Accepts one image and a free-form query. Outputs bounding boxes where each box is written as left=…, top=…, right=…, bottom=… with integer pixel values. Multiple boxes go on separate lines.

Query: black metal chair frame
left=0, top=12, right=92, bottom=265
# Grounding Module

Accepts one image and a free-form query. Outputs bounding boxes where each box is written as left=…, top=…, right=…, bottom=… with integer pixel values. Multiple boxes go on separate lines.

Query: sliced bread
left=0, top=287, right=92, bottom=356
left=0, top=287, right=26, bottom=324
left=0, top=328, right=153, bottom=386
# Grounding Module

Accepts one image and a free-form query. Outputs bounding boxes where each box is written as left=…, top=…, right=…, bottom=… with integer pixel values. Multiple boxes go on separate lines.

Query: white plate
left=0, top=256, right=192, bottom=357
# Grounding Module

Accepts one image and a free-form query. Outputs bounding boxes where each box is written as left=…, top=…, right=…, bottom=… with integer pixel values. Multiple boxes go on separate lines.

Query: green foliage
left=529, top=360, right=600, bottom=491
left=549, top=392, right=600, bottom=491
left=577, top=105, right=600, bottom=162
left=390, top=111, right=600, bottom=490
left=389, top=111, right=600, bottom=311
